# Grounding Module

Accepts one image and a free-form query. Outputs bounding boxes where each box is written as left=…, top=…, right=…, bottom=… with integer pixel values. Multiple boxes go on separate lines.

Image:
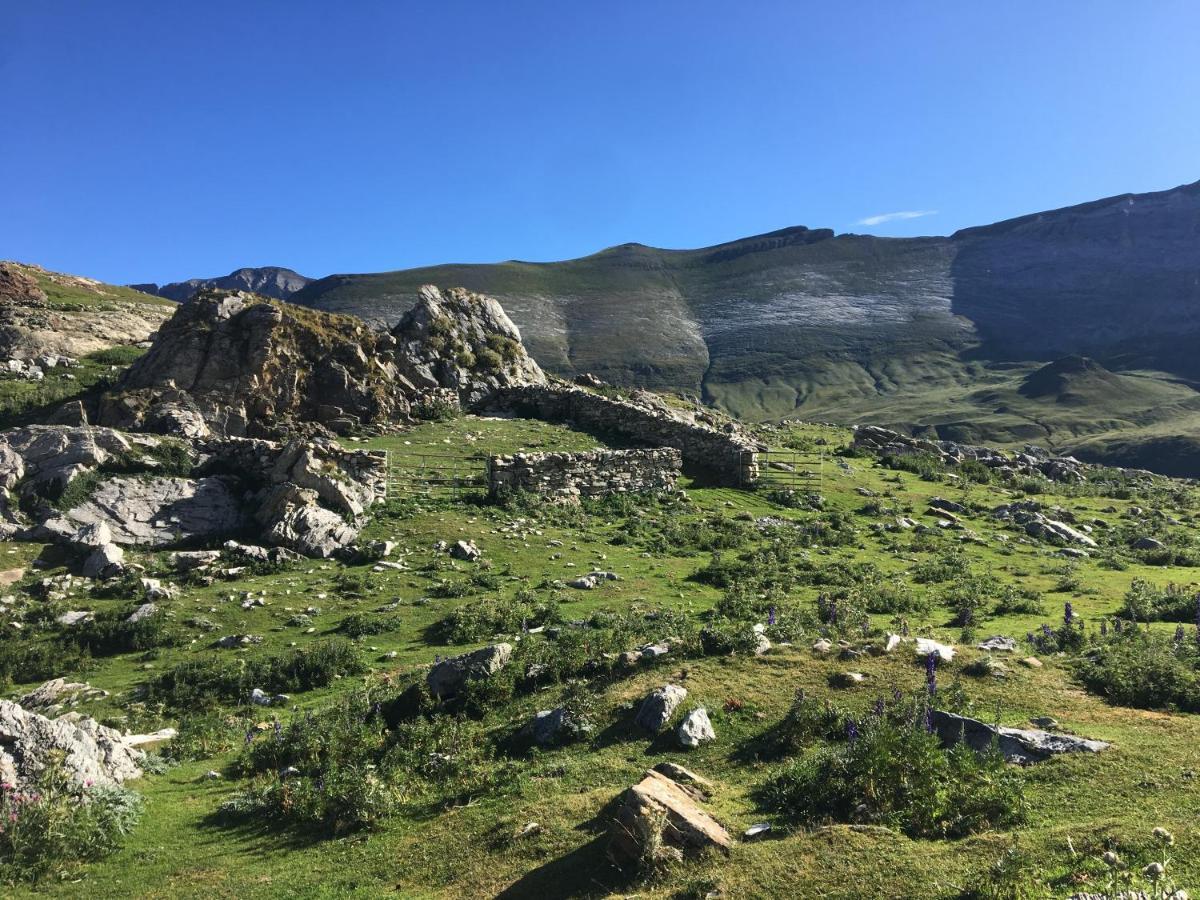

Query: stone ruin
left=486, top=448, right=682, bottom=501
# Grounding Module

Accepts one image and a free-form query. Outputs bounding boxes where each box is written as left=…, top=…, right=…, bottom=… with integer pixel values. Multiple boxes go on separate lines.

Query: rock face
left=98, top=285, right=546, bottom=438
left=929, top=710, right=1110, bottom=764
left=487, top=448, right=682, bottom=501
left=0, top=261, right=172, bottom=361
left=0, top=425, right=384, bottom=559
left=67, top=475, right=247, bottom=546
left=608, top=768, right=731, bottom=867
left=426, top=643, right=513, bottom=700
left=0, top=700, right=146, bottom=789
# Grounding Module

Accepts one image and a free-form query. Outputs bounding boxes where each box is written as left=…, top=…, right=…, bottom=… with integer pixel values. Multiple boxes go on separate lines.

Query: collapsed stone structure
left=851, top=424, right=1090, bottom=483
left=495, top=385, right=762, bottom=486
left=0, top=424, right=385, bottom=559
left=486, top=448, right=681, bottom=501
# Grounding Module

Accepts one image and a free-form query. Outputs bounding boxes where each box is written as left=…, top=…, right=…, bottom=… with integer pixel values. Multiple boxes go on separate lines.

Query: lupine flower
left=892, top=688, right=903, bottom=704
left=1175, top=624, right=1186, bottom=646
left=872, top=697, right=885, bottom=718
left=767, top=606, right=776, bottom=626
left=845, top=719, right=859, bottom=743
left=1064, top=601, right=1074, bottom=625
left=925, top=652, right=937, bottom=696
left=922, top=705, right=934, bottom=733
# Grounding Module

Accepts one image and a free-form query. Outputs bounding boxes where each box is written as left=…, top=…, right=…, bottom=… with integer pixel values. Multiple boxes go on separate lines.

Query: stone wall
left=495, top=385, right=760, bottom=486
left=488, top=448, right=682, bottom=501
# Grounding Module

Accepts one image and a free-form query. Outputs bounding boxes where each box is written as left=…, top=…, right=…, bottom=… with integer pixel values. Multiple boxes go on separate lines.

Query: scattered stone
left=677, top=708, right=716, bottom=748
left=1021, top=657, right=1043, bottom=668
left=635, top=684, right=688, bottom=732
left=607, top=768, right=731, bottom=867
left=1131, top=536, right=1166, bottom=551
left=977, top=635, right=1018, bottom=652
left=522, top=708, right=568, bottom=746
left=449, top=539, right=482, bottom=562
left=0, top=700, right=146, bottom=789
left=832, top=671, right=866, bottom=687
left=19, top=678, right=108, bottom=710
left=915, top=638, right=955, bottom=662
left=126, top=602, right=158, bottom=623
left=743, top=823, right=772, bottom=840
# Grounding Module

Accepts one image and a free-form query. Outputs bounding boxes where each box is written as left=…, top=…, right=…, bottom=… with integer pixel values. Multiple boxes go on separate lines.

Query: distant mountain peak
left=131, top=266, right=311, bottom=302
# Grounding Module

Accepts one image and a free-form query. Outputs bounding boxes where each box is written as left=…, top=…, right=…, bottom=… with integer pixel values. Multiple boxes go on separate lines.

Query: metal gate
left=755, top=447, right=825, bottom=493
left=384, top=450, right=488, bottom=499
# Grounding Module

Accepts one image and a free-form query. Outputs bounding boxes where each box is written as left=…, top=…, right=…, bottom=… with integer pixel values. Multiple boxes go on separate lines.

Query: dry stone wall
left=495, top=385, right=761, bottom=486
left=488, top=448, right=681, bottom=500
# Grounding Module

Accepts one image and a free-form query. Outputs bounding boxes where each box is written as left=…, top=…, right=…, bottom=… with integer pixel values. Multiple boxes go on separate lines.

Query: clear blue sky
left=3, top=0, right=1198, bottom=285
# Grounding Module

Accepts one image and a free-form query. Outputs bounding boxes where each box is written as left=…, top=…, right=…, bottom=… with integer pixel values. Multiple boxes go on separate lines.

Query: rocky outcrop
left=497, top=385, right=761, bottom=486
left=487, top=448, right=682, bottom=501
left=0, top=700, right=146, bottom=789
left=0, top=262, right=172, bottom=361
left=852, top=425, right=1088, bottom=484
left=929, top=710, right=1110, bottom=764
left=391, top=285, right=546, bottom=407
left=635, top=684, right=688, bottom=732
left=0, top=425, right=384, bottom=558
left=98, top=285, right=546, bottom=438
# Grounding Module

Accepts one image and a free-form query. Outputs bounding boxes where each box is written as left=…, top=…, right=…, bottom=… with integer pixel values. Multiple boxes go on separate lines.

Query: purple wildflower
left=1100, top=618, right=1108, bottom=637
left=925, top=652, right=937, bottom=696
left=1064, top=601, right=1074, bottom=626
left=872, top=697, right=885, bottom=719
left=768, top=606, right=776, bottom=627
left=845, top=719, right=859, bottom=743
left=922, top=705, right=934, bottom=734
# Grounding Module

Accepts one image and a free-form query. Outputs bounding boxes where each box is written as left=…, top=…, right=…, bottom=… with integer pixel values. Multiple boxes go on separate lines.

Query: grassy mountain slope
left=292, top=180, right=1200, bottom=472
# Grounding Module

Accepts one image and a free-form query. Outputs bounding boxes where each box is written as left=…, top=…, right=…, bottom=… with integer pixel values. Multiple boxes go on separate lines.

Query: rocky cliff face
left=288, top=180, right=1200, bottom=445
left=96, top=285, right=544, bottom=439
left=0, top=261, right=173, bottom=360
left=133, top=266, right=311, bottom=302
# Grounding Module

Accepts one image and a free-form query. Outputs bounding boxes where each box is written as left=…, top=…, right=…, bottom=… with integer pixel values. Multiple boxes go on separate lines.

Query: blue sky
left=2, top=0, right=1198, bottom=285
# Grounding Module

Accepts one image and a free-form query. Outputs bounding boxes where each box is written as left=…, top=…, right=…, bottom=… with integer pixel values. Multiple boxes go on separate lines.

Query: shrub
left=757, top=698, right=1026, bottom=838
left=992, top=586, right=1045, bottom=617
left=912, top=552, right=971, bottom=584
left=339, top=612, right=402, bottom=638
left=165, top=712, right=255, bottom=761
left=435, top=596, right=562, bottom=644
left=882, top=451, right=946, bottom=481
left=59, top=606, right=181, bottom=656
left=0, top=754, right=143, bottom=884
left=146, top=639, right=365, bottom=710
left=0, top=640, right=91, bottom=688
left=1076, top=628, right=1200, bottom=712
left=1118, top=579, right=1199, bottom=623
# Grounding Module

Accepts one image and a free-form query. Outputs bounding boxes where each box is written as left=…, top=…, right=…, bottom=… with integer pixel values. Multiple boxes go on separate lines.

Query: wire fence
left=384, top=450, right=488, bottom=500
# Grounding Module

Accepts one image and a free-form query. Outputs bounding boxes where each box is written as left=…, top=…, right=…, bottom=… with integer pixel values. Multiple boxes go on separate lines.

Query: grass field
left=3, top=415, right=1200, bottom=897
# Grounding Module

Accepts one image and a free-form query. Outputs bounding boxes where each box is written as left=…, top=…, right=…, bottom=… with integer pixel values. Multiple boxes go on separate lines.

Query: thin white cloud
left=855, top=209, right=938, bottom=227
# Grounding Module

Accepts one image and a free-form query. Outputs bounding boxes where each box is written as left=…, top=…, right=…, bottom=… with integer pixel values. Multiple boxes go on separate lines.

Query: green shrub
left=146, top=639, right=365, bottom=710
left=435, top=596, right=562, bottom=644
left=1118, top=578, right=1199, bottom=622
left=1076, top=628, right=1200, bottom=712
left=757, top=699, right=1026, bottom=838
left=165, top=712, right=255, bottom=762
left=59, top=606, right=181, bottom=656
left=339, top=612, right=402, bottom=638
left=0, top=754, right=143, bottom=884
left=882, top=452, right=945, bottom=482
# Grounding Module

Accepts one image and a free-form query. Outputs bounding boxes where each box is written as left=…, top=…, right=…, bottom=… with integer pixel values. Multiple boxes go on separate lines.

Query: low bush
left=1076, top=627, right=1200, bottom=712
left=0, top=754, right=143, bottom=884
left=146, top=639, right=365, bottom=710
left=758, top=696, right=1026, bottom=838
left=435, top=596, right=562, bottom=644
left=1118, top=578, right=1199, bottom=623
left=339, top=612, right=403, bottom=638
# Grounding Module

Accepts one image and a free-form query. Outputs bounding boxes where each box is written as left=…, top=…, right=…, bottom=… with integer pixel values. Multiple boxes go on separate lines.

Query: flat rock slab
left=608, top=768, right=731, bottom=867
left=67, top=475, right=247, bottom=547
left=930, top=710, right=1109, bottom=764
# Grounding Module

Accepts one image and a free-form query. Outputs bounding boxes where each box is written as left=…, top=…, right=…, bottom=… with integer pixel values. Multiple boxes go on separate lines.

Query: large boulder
left=426, top=643, right=513, bottom=700
left=635, top=684, right=688, bottom=732
left=929, top=710, right=1110, bottom=764
left=0, top=700, right=145, bottom=789
left=608, top=768, right=731, bottom=867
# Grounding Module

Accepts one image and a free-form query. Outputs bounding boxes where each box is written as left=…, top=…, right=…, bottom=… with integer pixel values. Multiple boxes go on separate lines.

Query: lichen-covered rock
left=677, top=708, right=716, bottom=748
left=0, top=700, right=145, bottom=790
